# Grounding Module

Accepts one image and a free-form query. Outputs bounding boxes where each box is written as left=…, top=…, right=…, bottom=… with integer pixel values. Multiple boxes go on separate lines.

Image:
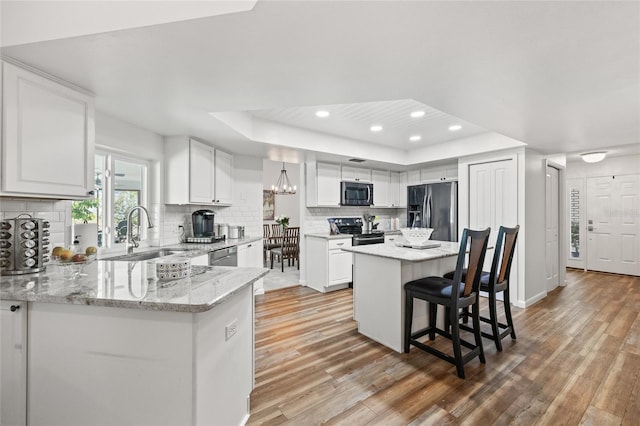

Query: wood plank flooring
left=249, top=270, right=640, bottom=425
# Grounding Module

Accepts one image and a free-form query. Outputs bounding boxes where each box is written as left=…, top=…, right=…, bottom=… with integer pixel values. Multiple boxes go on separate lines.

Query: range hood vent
left=348, top=158, right=366, bottom=163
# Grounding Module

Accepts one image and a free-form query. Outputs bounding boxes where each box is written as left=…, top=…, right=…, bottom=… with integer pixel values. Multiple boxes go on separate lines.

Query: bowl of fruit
left=51, top=246, right=98, bottom=279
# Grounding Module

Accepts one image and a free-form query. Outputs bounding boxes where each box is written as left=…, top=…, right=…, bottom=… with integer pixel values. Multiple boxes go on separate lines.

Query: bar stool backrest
left=489, top=225, right=520, bottom=286
left=451, top=227, right=491, bottom=299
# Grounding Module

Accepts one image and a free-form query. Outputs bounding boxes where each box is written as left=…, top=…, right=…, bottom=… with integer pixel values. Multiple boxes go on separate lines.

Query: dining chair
left=263, top=224, right=271, bottom=265
left=404, top=227, right=491, bottom=379
left=270, top=227, right=300, bottom=272
left=444, top=225, right=520, bottom=351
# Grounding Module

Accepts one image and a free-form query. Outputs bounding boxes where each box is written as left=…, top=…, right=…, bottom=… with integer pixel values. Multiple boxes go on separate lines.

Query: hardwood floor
left=249, top=270, right=640, bottom=425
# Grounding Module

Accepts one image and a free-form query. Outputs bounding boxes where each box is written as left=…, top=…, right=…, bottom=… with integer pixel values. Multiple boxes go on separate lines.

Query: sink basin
left=101, top=248, right=195, bottom=262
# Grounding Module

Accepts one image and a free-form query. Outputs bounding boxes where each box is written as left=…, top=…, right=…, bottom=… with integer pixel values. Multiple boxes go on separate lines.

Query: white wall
left=262, top=160, right=300, bottom=227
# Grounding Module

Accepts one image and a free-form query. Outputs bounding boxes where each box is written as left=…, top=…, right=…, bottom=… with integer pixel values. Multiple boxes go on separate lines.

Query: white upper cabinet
left=165, top=136, right=233, bottom=205
left=420, top=164, right=458, bottom=183
left=371, top=169, right=390, bottom=207
left=1, top=61, right=95, bottom=199
left=306, top=162, right=341, bottom=207
left=407, top=170, right=421, bottom=186
left=214, top=150, right=233, bottom=205
left=389, top=171, right=407, bottom=208
left=341, top=166, right=371, bottom=182
left=189, top=140, right=214, bottom=204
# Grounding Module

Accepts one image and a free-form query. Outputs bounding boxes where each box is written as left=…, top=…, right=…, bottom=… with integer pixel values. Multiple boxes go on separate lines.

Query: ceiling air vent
left=348, top=158, right=366, bottom=163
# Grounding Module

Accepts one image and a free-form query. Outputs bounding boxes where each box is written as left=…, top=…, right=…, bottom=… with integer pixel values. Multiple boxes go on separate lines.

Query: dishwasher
left=208, top=246, right=238, bottom=266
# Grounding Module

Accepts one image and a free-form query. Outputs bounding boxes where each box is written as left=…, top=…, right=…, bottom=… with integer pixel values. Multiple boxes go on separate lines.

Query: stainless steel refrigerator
left=407, top=182, right=458, bottom=242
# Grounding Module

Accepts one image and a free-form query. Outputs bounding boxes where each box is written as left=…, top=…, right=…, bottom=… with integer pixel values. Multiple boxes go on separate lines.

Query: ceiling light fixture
left=370, top=125, right=383, bottom=132
left=409, top=135, right=422, bottom=142
left=271, top=162, right=297, bottom=195
left=580, top=151, right=607, bottom=163
left=410, top=110, right=425, bottom=118
left=448, top=124, right=462, bottom=131
left=315, top=110, right=330, bottom=118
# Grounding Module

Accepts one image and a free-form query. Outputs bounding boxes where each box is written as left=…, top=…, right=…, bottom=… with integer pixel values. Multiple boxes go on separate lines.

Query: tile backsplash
left=304, top=206, right=406, bottom=234
left=0, top=198, right=72, bottom=249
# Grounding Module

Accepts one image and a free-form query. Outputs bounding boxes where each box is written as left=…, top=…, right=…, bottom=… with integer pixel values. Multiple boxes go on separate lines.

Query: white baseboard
left=515, top=290, right=547, bottom=308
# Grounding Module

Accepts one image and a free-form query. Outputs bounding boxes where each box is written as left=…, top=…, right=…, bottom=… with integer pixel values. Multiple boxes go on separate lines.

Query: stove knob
left=42, top=221, right=50, bottom=228
left=23, top=258, right=36, bottom=268
left=0, top=232, right=11, bottom=239
left=0, top=241, right=11, bottom=249
left=0, top=222, right=11, bottom=230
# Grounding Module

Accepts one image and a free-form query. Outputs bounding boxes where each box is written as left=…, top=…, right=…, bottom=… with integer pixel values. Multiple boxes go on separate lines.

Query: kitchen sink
left=101, top=248, right=195, bottom=262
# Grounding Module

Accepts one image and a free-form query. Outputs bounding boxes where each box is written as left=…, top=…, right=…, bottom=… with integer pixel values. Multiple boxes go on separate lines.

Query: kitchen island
left=342, top=241, right=460, bottom=353
left=0, top=257, right=268, bottom=426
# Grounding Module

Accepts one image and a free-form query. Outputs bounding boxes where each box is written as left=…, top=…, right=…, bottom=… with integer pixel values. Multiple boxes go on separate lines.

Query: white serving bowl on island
left=400, top=228, right=435, bottom=246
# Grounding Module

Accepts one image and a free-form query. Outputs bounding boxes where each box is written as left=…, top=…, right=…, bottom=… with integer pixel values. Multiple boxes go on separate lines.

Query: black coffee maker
left=192, top=210, right=215, bottom=237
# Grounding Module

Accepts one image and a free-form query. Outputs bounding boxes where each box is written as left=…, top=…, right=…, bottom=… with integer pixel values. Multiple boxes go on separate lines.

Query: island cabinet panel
left=1, top=61, right=95, bottom=199
left=238, top=241, right=264, bottom=294
left=1, top=300, right=27, bottom=426
left=26, top=285, right=254, bottom=426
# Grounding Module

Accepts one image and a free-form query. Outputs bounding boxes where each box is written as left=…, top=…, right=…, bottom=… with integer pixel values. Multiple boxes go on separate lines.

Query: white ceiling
left=1, top=1, right=638, bottom=165
left=249, top=99, right=487, bottom=150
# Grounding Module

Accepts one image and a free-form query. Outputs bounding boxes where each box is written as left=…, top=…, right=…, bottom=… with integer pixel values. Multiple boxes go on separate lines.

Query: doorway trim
left=546, top=159, right=567, bottom=288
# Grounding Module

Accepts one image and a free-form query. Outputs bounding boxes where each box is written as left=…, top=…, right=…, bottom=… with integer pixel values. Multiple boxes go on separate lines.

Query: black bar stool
left=444, top=225, right=520, bottom=351
left=403, top=227, right=491, bottom=379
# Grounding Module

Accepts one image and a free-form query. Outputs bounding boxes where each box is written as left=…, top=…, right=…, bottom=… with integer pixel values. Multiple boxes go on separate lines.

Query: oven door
left=341, top=182, right=373, bottom=206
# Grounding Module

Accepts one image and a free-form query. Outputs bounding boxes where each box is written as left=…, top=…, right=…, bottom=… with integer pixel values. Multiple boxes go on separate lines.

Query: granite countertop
left=305, top=233, right=353, bottom=240
left=1, top=237, right=268, bottom=313
left=342, top=240, right=460, bottom=262
left=164, top=235, right=262, bottom=254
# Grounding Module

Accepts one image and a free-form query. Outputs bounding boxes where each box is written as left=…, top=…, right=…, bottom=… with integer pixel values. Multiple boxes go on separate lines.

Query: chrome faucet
left=125, top=206, right=154, bottom=254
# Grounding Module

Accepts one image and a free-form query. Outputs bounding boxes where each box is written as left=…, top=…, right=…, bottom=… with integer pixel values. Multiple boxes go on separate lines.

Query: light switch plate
left=225, top=320, right=237, bottom=341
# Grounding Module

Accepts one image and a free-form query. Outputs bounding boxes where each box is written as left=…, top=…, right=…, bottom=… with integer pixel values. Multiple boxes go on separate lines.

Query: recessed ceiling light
left=410, top=110, right=425, bottom=118
left=370, top=125, right=383, bottom=132
left=448, top=124, right=462, bottom=131
left=315, top=110, right=330, bottom=118
left=580, top=152, right=607, bottom=163
left=409, top=135, right=422, bottom=142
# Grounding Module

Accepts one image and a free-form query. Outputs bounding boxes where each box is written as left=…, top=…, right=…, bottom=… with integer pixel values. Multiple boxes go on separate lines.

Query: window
left=72, top=152, right=149, bottom=250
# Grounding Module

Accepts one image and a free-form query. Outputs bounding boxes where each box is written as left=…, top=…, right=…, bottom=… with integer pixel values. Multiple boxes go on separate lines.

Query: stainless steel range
left=329, top=217, right=384, bottom=246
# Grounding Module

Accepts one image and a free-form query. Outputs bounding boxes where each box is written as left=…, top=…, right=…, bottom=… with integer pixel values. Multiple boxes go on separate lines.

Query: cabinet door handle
left=88, top=190, right=95, bottom=196
left=336, top=242, right=344, bottom=246
left=247, top=244, right=252, bottom=248
left=10, top=305, right=20, bottom=312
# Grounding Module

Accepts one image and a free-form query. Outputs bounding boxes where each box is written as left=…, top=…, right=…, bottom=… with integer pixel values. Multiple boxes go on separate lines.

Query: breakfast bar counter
left=342, top=240, right=460, bottom=352
left=0, top=258, right=268, bottom=426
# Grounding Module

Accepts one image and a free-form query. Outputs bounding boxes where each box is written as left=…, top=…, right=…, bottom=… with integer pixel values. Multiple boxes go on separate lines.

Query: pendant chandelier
left=271, top=162, right=297, bottom=195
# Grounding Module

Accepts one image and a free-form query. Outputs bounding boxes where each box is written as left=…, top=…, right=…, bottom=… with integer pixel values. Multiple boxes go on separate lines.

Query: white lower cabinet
left=237, top=241, right=264, bottom=295
left=306, top=236, right=352, bottom=293
left=1, top=300, right=27, bottom=426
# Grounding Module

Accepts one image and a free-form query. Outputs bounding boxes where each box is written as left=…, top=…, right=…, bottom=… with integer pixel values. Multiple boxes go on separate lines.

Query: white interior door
left=545, top=166, right=560, bottom=291
left=587, top=174, right=640, bottom=276
left=469, top=160, right=518, bottom=268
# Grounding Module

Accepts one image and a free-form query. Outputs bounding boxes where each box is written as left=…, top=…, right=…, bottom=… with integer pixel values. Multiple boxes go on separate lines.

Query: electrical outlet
left=225, top=320, right=237, bottom=341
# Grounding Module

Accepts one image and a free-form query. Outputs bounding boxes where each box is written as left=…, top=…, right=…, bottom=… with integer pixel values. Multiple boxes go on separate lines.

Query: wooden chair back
left=489, top=225, right=520, bottom=287
left=450, top=227, right=491, bottom=298
left=281, top=227, right=300, bottom=259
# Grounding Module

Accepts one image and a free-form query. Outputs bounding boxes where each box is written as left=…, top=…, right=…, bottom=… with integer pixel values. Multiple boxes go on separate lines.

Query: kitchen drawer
left=328, top=238, right=352, bottom=250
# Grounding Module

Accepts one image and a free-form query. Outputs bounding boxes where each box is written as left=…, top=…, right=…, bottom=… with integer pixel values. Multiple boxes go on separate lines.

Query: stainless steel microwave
left=340, top=181, right=373, bottom=206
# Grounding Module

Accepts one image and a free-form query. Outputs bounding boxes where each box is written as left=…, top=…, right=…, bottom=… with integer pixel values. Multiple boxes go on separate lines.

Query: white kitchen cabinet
left=165, top=136, right=233, bottom=205
left=214, top=150, right=233, bottom=205
left=385, top=234, right=400, bottom=244
left=1, top=300, right=27, bottom=426
left=306, top=235, right=352, bottom=292
left=407, top=170, right=421, bottom=186
left=1, top=61, right=95, bottom=199
left=371, top=169, right=390, bottom=207
left=237, top=241, right=264, bottom=295
left=306, top=161, right=341, bottom=207
left=420, top=164, right=459, bottom=183
left=388, top=172, right=407, bottom=208
left=341, top=165, right=371, bottom=182
left=191, top=253, right=209, bottom=266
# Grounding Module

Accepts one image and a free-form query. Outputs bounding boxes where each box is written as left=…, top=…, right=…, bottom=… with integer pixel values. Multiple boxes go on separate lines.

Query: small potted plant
left=275, top=215, right=290, bottom=231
